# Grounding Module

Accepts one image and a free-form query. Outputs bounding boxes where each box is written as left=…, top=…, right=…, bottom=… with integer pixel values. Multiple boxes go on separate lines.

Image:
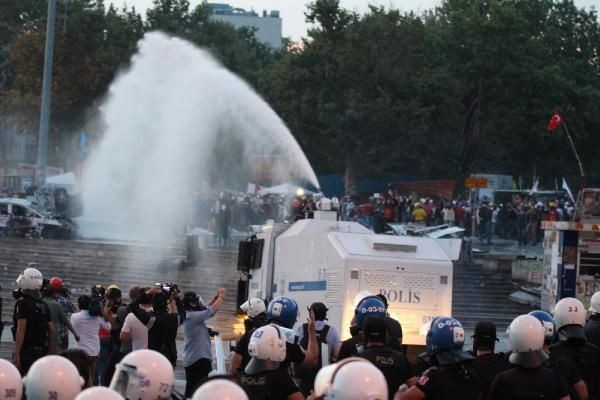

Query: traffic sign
left=465, top=177, right=488, bottom=188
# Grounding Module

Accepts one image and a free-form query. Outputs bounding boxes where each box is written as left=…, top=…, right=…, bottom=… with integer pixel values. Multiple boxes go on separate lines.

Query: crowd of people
left=3, top=264, right=600, bottom=399
left=337, top=193, right=574, bottom=246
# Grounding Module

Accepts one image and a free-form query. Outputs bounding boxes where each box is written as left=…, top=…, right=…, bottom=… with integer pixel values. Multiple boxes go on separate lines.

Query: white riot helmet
left=110, top=350, right=174, bottom=400
left=315, top=357, right=387, bottom=400
left=16, top=267, right=43, bottom=290
left=75, top=387, right=124, bottom=400
left=240, top=298, right=266, bottom=319
left=245, top=324, right=287, bottom=375
left=191, top=378, right=248, bottom=400
left=507, top=314, right=548, bottom=368
left=0, top=358, right=22, bottom=400
left=589, top=292, right=600, bottom=314
left=554, top=297, right=587, bottom=340
left=23, top=355, right=84, bottom=400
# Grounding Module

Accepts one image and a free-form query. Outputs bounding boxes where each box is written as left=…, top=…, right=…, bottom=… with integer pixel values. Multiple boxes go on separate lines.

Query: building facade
left=208, top=3, right=283, bottom=49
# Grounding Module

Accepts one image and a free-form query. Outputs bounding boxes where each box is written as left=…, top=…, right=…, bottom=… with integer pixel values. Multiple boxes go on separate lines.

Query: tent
left=258, top=183, right=314, bottom=196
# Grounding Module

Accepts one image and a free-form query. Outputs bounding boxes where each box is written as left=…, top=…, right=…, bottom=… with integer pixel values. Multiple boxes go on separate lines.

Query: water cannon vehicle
left=237, top=206, right=460, bottom=347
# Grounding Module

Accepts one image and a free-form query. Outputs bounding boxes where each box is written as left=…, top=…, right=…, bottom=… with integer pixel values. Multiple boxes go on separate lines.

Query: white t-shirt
left=70, top=310, right=111, bottom=357
left=121, top=306, right=152, bottom=351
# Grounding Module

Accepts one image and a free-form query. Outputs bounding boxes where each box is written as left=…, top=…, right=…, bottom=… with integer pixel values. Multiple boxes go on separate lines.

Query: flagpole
left=562, top=121, right=585, bottom=180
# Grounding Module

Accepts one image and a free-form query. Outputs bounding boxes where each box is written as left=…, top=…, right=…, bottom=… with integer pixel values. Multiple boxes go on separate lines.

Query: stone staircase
left=0, top=237, right=241, bottom=334
left=452, top=262, right=535, bottom=333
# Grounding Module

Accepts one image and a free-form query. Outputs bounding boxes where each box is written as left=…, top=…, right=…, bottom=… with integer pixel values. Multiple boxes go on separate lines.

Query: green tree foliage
left=261, top=0, right=600, bottom=192
left=1, top=0, right=599, bottom=188
left=0, top=0, right=277, bottom=165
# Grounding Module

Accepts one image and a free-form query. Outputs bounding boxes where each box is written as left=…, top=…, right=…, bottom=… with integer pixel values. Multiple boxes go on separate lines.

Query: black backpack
left=294, top=323, right=330, bottom=381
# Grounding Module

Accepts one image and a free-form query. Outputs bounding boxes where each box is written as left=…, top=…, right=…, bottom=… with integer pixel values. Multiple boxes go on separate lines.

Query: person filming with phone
left=182, top=287, right=226, bottom=398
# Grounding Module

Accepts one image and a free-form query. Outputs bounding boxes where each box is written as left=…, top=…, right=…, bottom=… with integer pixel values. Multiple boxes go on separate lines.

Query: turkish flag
left=547, top=111, right=563, bottom=132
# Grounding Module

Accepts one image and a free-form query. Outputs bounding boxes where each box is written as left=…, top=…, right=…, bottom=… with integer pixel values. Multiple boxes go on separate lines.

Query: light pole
left=36, top=0, right=57, bottom=186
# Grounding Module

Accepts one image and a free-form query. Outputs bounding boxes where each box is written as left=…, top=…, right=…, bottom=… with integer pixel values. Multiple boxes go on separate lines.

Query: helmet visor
left=509, top=350, right=548, bottom=368
left=558, top=325, right=586, bottom=341
left=244, top=358, right=280, bottom=375
left=109, top=363, right=141, bottom=398
left=434, top=348, right=474, bottom=366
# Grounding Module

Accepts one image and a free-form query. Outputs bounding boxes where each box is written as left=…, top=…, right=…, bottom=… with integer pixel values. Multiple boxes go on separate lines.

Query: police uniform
left=233, top=317, right=269, bottom=372
left=415, top=363, right=481, bottom=400
left=358, top=316, right=413, bottom=399
left=360, top=344, right=413, bottom=399
left=488, top=366, right=569, bottom=400
left=470, top=353, right=512, bottom=398
left=585, top=315, right=600, bottom=348
left=15, top=293, right=51, bottom=374
left=546, top=354, right=584, bottom=399
left=338, top=334, right=363, bottom=360
left=550, top=340, right=600, bottom=398
left=241, top=369, right=301, bottom=400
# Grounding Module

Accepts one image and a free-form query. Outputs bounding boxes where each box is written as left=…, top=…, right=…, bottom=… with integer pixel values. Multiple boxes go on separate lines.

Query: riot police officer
left=229, top=298, right=269, bottom=376
left=240, top=324, right=303, bottom=399
left=530, top=310, right=587, bottom=400
left=232, top=296, right=318, bottom=384
left=338, top=295, right=387, bottom=360
left=585, top=291, right=600, bottom=348
left=395, top=316, right=480, bottom=400
left=550, top=297, right=600, bottom=399
left=310, top=357, right=388, bottom=400
left=358, top=316, right=415, bottom=399
left=488, top=314, right=570, bottom=400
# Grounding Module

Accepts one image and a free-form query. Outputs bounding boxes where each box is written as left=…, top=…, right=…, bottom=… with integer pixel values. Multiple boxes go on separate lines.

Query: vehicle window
left=12, top=206, right=26, bottom=217
left=0, top=204, right=7, bottom=215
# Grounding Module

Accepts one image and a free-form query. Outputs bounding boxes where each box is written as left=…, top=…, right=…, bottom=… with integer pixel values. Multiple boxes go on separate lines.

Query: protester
left=295, top=302, right=341, bottom=396
left=42, top=280, right=80, bottom=354
left=469, top=321, right=512, bottom=399
left=182, top=287, right=226, bottom=398
left=120, top=289, right=153, bottom=351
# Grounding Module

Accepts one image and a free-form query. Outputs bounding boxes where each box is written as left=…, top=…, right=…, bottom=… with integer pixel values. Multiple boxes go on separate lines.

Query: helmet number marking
left=48, top=391, right=58, bottom=400
left=360, top=306, right=386, bottom=313
left=252, top=330, right=264, bottom=339
left=139, top=379, right=151, bottom=388
left=568, top=306, right=578, bottom=312
left=453, top=327, right=465, bottom=343
left=159, top=382, right=171, bottom=393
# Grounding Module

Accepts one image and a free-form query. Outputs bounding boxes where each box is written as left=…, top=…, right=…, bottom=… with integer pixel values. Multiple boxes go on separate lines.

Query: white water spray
left=80, top=32, right=318, bottom=241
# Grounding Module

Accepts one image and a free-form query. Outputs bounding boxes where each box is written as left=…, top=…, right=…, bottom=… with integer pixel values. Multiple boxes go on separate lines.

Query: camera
left=91, top=284, right=106, bottom=302
left=154, top=282, right=178, bottom=296
left=106, top=287, right=122, bottom=313
left=89, top=284, right=105, bottom=317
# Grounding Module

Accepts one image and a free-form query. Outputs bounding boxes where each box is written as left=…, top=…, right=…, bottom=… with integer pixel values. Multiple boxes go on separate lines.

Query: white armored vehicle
left=239, top=210, right=458, bottom=345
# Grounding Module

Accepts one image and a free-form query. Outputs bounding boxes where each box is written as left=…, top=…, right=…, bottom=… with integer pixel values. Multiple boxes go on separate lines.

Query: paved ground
left=471, top=236, right=543, bottom=258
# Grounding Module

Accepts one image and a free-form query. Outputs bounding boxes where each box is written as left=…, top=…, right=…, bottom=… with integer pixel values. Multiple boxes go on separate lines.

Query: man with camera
left=71, top=294, right=113, bottom=382
left=120, top=288, right=153, bottom=350
left=182, top=287, right=226, bottom=398
left=128, top=283, right=181, bottom=366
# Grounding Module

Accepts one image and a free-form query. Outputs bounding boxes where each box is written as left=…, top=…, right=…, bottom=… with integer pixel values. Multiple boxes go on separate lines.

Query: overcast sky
left=123, top=0, right=600, bottom=40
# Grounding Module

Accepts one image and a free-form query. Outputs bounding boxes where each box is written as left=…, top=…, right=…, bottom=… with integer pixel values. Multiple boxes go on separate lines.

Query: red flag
left=547, top=111, right=563, bottom=132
